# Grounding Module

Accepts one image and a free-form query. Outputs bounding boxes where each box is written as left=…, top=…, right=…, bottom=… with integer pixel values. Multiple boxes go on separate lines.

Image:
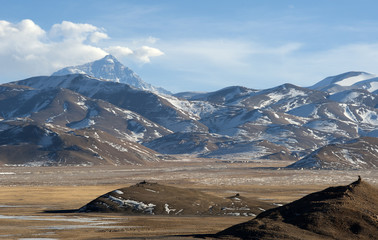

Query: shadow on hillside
left=111, top=234, right=217, bottom=239
left=43, top=209, right=79, bottom=213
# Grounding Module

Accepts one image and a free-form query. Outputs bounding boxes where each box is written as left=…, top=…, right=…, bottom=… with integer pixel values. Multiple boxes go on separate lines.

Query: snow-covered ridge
left=309, top=71, right=378, bottom=93
left=337, top=72, right=376, bottom=86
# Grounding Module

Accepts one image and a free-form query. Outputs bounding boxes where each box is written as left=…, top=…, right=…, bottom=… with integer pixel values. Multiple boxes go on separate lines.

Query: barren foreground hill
left=0, top=162, right=377, bottom=239
left=78, top=181, right=272, bottom=216
left=216, top=178, right=378, bottom=240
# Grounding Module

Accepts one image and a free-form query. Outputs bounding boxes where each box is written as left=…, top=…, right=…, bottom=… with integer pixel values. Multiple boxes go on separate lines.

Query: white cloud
left=105, top=46, right=134, bottom=58
left=0, top=19, right=164, bottom=82
left=159, top=39, right=302, bottom=71
left=0, top=19, right=46, bottom=57
left=89, top=31, right=109, bottom=43
left=133, top=46, right=164, bottom=63
left=49, top=21, right=108, bottom=43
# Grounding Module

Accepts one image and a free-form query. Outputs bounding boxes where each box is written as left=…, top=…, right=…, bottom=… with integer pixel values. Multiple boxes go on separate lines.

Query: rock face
left=78, top=181, right=272, bottom=216
left=216, top=178, right=378, bottom=240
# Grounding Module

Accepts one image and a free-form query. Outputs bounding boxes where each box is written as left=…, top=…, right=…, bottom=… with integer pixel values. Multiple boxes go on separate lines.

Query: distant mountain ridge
left=0, top=57, right=377, bottom=168
left=53, top=55, right=171, bottom=95
left=309, top=71, right=378, bottom=94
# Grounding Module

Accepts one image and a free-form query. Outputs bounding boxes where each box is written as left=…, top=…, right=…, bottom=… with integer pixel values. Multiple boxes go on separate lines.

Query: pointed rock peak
left=92, top=54, right=124, bottom=69
left=52, top=55, right=171, bottom=95
left=100, top=54, right=121, bottom=64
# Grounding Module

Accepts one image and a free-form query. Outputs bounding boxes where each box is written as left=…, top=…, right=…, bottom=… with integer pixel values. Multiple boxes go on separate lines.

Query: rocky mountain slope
left=216, top=178, right=378, bottom=240
left=1, top=55, right=378, bottom=168
left=0, top=120, right=160, bottom=166
left=288, top=137, right=378, bottom=169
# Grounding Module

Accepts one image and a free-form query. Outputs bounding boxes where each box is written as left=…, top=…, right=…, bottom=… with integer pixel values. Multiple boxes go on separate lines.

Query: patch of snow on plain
left=145, top=189, right=157, bottom=193
left=113, top=190, right=123, bottom=195
left=273, top=203, right=283, bottom=206
left=107, top=195, right=155, bottom=214
left=164, top=203, right=176, bottom=214
left=226, top=212, right=241, bottom=216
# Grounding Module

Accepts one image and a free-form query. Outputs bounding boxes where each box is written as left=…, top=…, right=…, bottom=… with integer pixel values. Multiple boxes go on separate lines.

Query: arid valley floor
left=0, top=157, right=377, bottom=240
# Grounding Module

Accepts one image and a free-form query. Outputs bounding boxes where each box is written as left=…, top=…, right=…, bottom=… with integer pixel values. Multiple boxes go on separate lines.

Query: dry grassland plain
left=0, top=157, right=377, bottom=239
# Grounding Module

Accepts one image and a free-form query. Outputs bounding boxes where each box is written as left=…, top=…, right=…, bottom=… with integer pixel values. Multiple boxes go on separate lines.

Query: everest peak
left=52, top=55, right=171, bottom=95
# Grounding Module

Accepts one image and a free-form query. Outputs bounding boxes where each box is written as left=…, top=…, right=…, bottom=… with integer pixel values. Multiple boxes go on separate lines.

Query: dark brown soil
left=216, top=177, right=378, bottom=240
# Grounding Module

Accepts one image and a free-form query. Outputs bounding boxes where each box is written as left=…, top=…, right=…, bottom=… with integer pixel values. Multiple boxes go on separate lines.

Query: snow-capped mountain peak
left=52, top=55, right=171, bottom=95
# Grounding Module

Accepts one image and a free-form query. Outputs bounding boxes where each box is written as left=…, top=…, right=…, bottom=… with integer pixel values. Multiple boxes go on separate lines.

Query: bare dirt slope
left=216, top=177, right=378, bottom=240
left=79, top=181, right=272, bottom=216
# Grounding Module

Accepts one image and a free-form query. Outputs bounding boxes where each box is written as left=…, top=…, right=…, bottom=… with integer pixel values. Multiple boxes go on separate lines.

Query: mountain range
left=0, top=55, right=377, bottom=169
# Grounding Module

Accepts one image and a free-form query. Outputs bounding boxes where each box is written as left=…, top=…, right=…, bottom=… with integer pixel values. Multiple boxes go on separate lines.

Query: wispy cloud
left=145, top=38, right=378, bottom=91
left=105, top=46, right=133, bottom=58
left=133, top=46, right=164, bottom=63
left=150, top=39, right=303, bottom=90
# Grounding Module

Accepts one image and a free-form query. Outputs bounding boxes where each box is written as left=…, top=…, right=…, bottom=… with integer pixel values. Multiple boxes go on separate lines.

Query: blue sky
left=1, top=0, right=378, bottom=92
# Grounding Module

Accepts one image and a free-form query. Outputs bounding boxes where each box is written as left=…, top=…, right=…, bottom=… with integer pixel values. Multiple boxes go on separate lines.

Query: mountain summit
left=52, top=55, right=171, bottom=95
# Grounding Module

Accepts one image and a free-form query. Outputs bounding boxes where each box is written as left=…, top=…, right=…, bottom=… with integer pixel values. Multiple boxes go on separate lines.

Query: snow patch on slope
left=337, top=73, right=376, bottom=86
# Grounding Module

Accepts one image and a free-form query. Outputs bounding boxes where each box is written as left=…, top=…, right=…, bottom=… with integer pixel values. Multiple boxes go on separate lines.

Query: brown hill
left=0, top=86, right=171, bottom=143
left=216, top=177, right=378, bottom=240
left=0, top=120, right=160, bottom=166
left=78, top=181, right=272, bottom=216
